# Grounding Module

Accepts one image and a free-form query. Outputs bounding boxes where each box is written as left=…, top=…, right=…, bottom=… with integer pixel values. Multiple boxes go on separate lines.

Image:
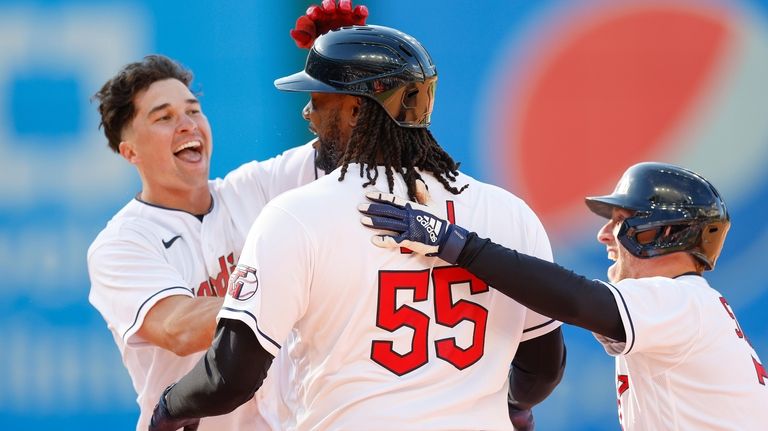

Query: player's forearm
left=165, top=319, right=274, bottom=418
left=162, top=297, right=224, bottom=355
left=457, top=234, right=625, bottom=341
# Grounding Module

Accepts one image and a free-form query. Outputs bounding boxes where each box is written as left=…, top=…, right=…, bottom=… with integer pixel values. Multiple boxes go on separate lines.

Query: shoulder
left=217, top=142, right=318, bottom=184
left=611, top=276, right=705, bottom=306
left=87, top=201, right=170, bottom=260
left=261, top=174, right=332, bottom=213
left=456, top=172, right=538, bottom=216
left=454, top=172, right=547, bottom=233
left=212, top=142, right=319, bottom=202
left=276, top=140, right=317, bottom=160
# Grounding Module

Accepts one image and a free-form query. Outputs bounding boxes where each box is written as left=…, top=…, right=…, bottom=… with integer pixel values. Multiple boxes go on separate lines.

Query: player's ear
left=118, top=140, right=138, bottom=164
left=348, top=96, right=363, bottom=128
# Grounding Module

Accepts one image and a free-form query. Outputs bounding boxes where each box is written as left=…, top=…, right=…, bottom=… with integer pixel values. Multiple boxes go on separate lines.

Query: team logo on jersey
left=227, top=264, right=259, bottom=301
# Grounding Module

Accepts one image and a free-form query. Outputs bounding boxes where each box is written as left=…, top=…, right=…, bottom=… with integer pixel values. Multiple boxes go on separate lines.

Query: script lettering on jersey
left=720, top=296, right=767, bottom=385
left=616, top=374, right=629, bottom=431
left=197, top=252, right=236, bottom=297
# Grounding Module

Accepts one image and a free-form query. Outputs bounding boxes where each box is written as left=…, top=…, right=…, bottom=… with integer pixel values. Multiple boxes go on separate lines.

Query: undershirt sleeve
left=166, top=318, right=275, bottom=418
left=457, top=233, right=626, bottom=341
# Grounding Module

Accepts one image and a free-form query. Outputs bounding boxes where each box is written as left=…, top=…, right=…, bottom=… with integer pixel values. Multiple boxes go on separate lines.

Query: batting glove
left=290, top=0, right=369, bottom=48
left=358, top=191, right=469, bottom=264
left=148, top=385, right=200, bottom=431
left=508, top=405, right=535, bottom=431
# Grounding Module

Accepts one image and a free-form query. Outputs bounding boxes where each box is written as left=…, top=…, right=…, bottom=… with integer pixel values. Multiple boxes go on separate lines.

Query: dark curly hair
left=93, top=55, right=193, bottom=153
left=338, top=97, right=468, bottom=201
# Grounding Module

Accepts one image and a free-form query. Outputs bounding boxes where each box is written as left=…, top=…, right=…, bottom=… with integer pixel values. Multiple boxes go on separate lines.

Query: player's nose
left=596, top=219, right=614, bottom=244
left=177, top=112, right=198, bottom=133
left=302, top=101, right=311, bottom=121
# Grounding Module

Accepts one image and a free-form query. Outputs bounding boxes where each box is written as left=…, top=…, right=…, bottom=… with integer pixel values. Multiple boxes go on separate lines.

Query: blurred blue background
left=1, top=0, right=766, bottom=429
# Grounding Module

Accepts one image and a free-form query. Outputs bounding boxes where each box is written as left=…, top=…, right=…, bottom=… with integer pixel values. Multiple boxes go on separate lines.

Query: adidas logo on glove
left=416, top=215, right=442, bottom=243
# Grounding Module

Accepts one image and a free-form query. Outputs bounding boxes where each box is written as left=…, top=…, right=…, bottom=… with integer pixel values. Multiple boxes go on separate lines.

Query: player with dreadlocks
left=338, top=97, right=468, bottom=200
left=150, top=24, right=565, bottom=431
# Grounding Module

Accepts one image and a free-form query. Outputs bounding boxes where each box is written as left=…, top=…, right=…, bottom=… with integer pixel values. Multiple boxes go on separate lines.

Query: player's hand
left=290, top=0, right=369, bottom=48
left=148, top=385, right=200, bottom=431
left=508, top=405, right=535, bottom=431
left=358, top=191, right=469, bottom=264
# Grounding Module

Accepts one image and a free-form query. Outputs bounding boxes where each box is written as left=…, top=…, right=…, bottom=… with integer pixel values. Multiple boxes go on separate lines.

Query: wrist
left=438, top=224, right=469, bottom=264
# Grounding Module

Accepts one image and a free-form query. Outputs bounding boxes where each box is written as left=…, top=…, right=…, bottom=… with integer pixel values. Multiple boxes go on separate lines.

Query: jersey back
left=219, top=164, right=561, bottom=430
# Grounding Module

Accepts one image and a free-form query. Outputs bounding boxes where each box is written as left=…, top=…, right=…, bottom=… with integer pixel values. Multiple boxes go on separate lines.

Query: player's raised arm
left=362, top=161, right=768, bottom=430
left=359, top=191, right=626, bottom=340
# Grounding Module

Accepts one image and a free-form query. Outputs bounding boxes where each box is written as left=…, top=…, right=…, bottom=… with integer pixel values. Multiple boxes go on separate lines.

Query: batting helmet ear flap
left=586, top=162, right=730, bottom=270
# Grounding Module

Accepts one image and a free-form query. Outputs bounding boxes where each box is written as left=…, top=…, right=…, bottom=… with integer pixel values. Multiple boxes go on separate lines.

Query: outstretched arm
left=359, top=192, right=625, bottom=341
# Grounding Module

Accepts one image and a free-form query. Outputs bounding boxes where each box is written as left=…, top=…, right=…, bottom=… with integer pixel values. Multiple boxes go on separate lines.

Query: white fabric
left=219, top=165, right=561, bottom=431
left=594, top=275, right=768, bottom=430
left=88, top=142, right=318, bottom=431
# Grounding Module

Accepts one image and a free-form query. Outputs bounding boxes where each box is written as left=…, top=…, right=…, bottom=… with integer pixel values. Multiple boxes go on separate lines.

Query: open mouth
left=173, top=140, right=203, bottom=163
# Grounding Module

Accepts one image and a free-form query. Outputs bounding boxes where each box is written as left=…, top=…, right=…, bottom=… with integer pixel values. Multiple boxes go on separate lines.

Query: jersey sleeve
left=516, top=202, right=562, bottom=342
left=255, top=141, right=320, bottom=199
left=87, top=232, right=193, bottom=346
left=216, top=142, right=319, bottom=239
left=217, top=202, right=313, bottom=357
left=593, top=278, right=700, bottom=362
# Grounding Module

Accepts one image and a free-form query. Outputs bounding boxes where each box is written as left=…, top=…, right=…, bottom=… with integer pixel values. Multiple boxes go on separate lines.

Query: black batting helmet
left=585, top=162, right=730, bottom=270
left=274, top=25, right=437, bottom=128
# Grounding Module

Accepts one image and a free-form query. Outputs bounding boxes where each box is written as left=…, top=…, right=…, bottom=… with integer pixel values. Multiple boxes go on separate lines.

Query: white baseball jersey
left=88, top=142, right=319, bottom=431
left=219, top=164, right=561, bottom=431
left=594, top=275, right=768, bottom=430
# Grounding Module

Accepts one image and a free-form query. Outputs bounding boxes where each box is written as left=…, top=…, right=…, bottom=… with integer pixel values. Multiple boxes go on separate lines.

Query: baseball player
left=86, top=54, right=319, bottom=431
left=87, top=5, right=368, bottom=429
left=359, top=162, right=768, bottom=430
left=148, top=25, right=565, bottom=431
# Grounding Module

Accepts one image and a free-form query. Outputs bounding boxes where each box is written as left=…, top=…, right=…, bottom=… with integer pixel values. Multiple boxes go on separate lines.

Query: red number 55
left=371, top=266, right=489, bottom=376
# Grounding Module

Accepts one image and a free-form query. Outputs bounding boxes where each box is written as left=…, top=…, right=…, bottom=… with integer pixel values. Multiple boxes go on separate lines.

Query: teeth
left=174, top=141, right=201, bottom=154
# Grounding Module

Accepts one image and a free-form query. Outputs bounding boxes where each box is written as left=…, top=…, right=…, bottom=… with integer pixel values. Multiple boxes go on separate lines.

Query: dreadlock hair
left=338, top=97, right=468, bottom=201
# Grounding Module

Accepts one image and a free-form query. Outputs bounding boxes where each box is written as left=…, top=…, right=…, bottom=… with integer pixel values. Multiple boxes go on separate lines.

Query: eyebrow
left=146, top=98, right=200, bottom=117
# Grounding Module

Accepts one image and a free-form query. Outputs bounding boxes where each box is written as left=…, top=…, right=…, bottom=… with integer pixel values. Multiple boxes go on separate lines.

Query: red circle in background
left=493, top=5, right=729, bottom=232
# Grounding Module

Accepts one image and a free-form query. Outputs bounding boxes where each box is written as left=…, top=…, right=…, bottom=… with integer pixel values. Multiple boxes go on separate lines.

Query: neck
left=636, top=253, right=700, bottom=280
left=139, top=184, right=212, bottom=215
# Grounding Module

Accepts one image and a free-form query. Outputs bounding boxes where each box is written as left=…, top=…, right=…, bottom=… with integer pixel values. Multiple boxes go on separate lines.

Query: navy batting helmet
left=274, top=25, right=437, bottom=128
left=585, top=162, right=730, bottom=270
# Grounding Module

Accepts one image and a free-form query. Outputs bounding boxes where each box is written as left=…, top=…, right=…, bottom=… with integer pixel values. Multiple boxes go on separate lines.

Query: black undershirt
left=165, top=319, right=274, bottom=419
left=457, top=233, right=626, bottom=341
